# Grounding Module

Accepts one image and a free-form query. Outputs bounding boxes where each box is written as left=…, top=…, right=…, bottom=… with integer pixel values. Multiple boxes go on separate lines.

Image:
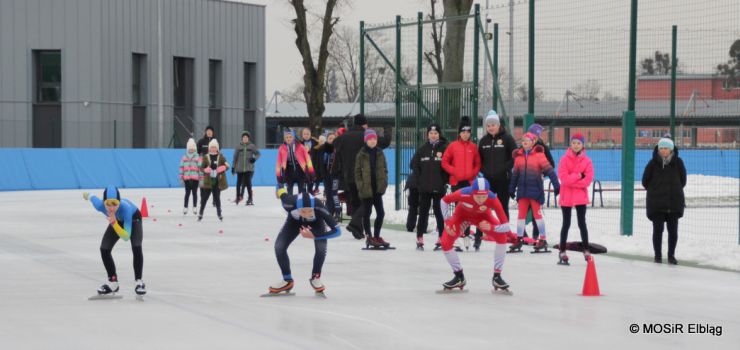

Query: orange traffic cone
left=581, top=256, right=601, bottom=296
left=140, top=197, right=149, bottom=218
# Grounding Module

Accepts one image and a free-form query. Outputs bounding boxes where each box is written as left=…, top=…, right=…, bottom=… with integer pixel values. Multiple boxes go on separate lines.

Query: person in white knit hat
left=199, top=138, right=229, bottom=221
left=179, top=138, right=202, bottom=215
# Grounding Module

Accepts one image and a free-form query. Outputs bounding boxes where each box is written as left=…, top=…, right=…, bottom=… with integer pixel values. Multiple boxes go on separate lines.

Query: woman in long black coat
left=641, top=137, right=686, bottom=265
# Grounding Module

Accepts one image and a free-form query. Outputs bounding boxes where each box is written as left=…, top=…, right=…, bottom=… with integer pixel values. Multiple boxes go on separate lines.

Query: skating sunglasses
left=104, top=199, right=120, bottom=206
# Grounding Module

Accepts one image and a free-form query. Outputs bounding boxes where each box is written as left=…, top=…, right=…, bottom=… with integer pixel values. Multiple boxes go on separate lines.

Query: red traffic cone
left=581, top=256, right=601, bottom=296
left=140, top=197, right=149, bottom=218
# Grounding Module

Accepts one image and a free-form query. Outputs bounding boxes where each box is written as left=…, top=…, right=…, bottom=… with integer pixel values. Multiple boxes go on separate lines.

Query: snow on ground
left=0, top=187, right=739, bottom=349
left=387, top=175, right=740, bottom=271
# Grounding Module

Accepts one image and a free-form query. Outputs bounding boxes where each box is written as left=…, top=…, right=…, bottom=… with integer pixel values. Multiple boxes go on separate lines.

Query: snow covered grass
left=384, top=174, right=740, bottom=271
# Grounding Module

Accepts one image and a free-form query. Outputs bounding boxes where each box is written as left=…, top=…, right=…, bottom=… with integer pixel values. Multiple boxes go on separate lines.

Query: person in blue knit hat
left=642, top=135, right=686, bottom=265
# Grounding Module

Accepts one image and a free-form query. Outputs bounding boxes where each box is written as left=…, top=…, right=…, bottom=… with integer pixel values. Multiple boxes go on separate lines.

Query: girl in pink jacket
left=557, top=133, right=594, bottom=265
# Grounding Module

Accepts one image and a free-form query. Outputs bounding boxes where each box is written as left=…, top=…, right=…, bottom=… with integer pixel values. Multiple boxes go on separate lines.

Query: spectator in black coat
left=411, top=123, right=449, bottom=250
left=477, top=110, right=517, bottom=250
left=642, top=137, right=686, bottom=265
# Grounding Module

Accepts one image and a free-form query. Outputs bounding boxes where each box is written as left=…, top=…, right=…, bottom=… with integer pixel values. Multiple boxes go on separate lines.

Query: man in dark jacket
left=197, top=126, right=216, bottom=156
left=411, top=123, right=449, bottom=250
left=642, top=137, right=686, bottom=265
left=526, top=123, right=554, bottom=240
left=477, top=110, right=517, bottom=251
left=333, top=114, right=391, bottom=237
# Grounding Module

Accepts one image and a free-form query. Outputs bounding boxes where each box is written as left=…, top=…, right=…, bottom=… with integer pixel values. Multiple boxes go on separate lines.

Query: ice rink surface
left=1, top=188, right=738, bottom=349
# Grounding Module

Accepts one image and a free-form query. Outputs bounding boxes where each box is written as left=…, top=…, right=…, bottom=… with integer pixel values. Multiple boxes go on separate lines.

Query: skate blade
left=557, top=261, right=570, bottom=266
left=507, top=250, right=523, bottom=254
left=530, top=250, right=552, bottom=254
left=88, top=294, right=123, bottom=301
left=492, top=288, right=513, bottom=296
left=436, top=288, right=469, bottom=294
left=361, top=246, right=396, bottom=250
left=315, top=292, right=327, bottom=298
left=260, top=292, right=296, bottom=297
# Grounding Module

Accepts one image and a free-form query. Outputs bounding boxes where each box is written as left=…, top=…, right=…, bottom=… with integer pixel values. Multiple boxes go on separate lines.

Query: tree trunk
left=290, top=0, right=338, bottom=137
left=441, top=0, right=473, bottom=127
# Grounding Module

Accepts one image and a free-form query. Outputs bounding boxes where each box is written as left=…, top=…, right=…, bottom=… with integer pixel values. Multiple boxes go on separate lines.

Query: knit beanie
left=522, top=132, right=537, bottom=141
left=527, top=123, right=544, bottom=137
left=427, top=123, right=441, bottom=134
left=570, top=133, right=585, bottom=144
left=458, top=116, right=472, bottom=133
left=364, top=128, right=378, bottom=142
left=208, top=138, right=220, bottom=151
left=186, top=138, right=197, bottom=152
left=657, top=137, right=674, bottom=150
left=484, top=110, right=500, bottom=126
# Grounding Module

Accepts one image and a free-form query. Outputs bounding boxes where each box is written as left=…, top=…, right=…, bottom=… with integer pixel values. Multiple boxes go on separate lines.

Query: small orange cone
left=581, top=256, right=601, bottom=296
left=140, top=198, right=149, bottom=218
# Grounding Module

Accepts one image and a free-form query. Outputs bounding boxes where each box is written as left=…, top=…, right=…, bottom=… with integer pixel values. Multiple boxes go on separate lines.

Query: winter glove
left=580, top=172, right=586, bottom=179
left=249, top=157, right=256, bottom=163
left=82, top=192, right=90, bottom=201
left=554, top=188, right=560, bottom=196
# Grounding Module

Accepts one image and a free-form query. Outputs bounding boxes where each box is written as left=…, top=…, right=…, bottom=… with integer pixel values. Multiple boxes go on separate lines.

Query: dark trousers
left=406, top=187, right=419, bottom=232
left=284, top=173, right=306, bottom=195
left=324, top=176, right=340, bottom=215
left=183, top=179, right=198, bottom=208
left=347, top=183, right=363, bottom=228
left=362, top=193, right=385, bottom=238
left=200, top=187, right=222, bottom=217
left=487, top=177, right=511, bottom=222
left=451, top=181, right=472, bottom=239
left=100, top=217, right=143, bottom=280
left=274, top=219, right=328, bottom=279
left=236, top=171, right=254, bottom=200
left=559, top=205, right=589, bottom=251
left=651, top=212, right=680, bottom=259
left=417, top=192, right=444, bottom=238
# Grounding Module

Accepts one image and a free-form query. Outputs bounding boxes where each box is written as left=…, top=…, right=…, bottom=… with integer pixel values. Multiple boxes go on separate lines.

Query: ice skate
left=183, top=207, right=188, bottom=215
left=437, top=271, right=467, bottom=293
left=492, top=273, right=512, bottom=295
left=89, top=278, right=122, bottom=300
left=135, top=279, right=147, bottom=295
left=310, top=273, right=326, bottom=297
left=531, top=239, right=551, bottom=254
left=508, top=237, right=523, bottom=253
left=261, top=280, right=295, bottom=297
left=557, top=250, right=570, bottom=266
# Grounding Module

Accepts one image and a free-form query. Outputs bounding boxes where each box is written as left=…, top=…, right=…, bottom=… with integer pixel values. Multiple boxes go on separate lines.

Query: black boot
left=443, top=270, right=466, bottom=290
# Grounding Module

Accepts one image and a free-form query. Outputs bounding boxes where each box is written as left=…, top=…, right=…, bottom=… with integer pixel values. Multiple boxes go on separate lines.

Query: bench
left=591, top=179, right=645, bottom=207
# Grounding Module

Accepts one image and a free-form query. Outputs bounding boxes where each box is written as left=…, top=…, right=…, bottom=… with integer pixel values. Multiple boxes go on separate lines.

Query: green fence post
left=493, top=23, right=499, bottom=114
left=472, top=4, right=480, bottom=140
left=113, top=120, right=117, bottom=148
left=670, top=25, right=677, bottom=139
left=621, top=0, right=638, bottom=237
left=417, top=12, right=423, bottom=146
left=524, top=0, right=535, bottom=132
left=360, top=21, right=365, bottom=115
left=395, top=15, right=401, bottom=211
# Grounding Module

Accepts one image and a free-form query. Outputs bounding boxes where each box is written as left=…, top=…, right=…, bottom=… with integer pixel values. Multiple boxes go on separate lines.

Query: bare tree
left=441, top=0, right=473, bottom=84
left=280, top=83, right=306, bottom=103
left=640, top=50, right=678, bottom=75
left=423, top=0, right=445, bottom=83
left=573, top=79, right=601, bottom=101
left=717, top=39, right=740, bottom=89
left=289, top=0, right=339, bottom=136
left=515, top=84, right=544, bottom=102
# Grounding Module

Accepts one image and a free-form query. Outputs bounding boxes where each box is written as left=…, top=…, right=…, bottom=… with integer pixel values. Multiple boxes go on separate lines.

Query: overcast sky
left=242, top=0, right=740, bottom=102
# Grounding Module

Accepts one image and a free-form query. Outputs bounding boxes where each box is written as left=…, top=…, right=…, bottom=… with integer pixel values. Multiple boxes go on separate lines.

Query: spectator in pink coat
left=557, top=133, right=594, bottom=265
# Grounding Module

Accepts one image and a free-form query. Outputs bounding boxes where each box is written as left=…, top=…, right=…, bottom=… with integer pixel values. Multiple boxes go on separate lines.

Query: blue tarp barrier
left=0, top=148, right=736, bottom=191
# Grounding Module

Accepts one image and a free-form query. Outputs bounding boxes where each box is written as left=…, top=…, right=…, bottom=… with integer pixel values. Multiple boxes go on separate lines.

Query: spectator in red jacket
left=441, top=116, right=481, bottom=244
left=442, top=116, right=481, bottom=191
